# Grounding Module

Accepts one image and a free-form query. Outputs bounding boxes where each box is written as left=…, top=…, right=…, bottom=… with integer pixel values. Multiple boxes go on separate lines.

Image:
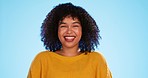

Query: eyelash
left=73, top=25, right=79, bottom=27
left=60, top=26, right=67, bottom=28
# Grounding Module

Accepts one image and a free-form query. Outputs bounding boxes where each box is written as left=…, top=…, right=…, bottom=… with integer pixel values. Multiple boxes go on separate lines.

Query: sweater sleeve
left=95, top=53, right=112, bottom=78
left=27, top=53, right=43, bottom=78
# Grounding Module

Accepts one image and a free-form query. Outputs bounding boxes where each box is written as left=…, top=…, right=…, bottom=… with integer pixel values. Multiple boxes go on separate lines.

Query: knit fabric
left=27, top=51, right=112, bottom=78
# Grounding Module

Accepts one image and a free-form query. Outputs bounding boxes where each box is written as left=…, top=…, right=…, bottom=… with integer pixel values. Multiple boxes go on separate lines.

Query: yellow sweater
left=27, top=51, right=112, bottom=78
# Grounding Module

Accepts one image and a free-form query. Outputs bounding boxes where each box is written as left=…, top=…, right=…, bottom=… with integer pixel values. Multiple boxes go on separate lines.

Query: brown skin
left=55, top=16, right=82, bottom=57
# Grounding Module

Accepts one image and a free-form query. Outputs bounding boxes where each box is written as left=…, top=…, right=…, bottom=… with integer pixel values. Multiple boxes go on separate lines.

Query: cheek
left=58, top=29, right=65, bottom=39
left=75, top=28, right=82, bottom=37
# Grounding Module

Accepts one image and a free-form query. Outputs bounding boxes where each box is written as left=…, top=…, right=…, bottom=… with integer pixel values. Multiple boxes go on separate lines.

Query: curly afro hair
left=41, top=3, right=101, bottom=53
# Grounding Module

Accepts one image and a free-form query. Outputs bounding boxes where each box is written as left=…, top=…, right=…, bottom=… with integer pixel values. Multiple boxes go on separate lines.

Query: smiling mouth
left=64, top=36, right=75, bottom=42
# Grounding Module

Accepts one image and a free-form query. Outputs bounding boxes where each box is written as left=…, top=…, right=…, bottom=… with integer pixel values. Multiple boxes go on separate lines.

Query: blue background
left=0, top=0, right=148, bottom=78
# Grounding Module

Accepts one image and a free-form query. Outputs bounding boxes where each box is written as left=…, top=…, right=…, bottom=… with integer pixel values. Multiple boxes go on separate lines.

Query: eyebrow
left=59, top=21, right=81, bottom=25
left=72, top=22, right=81, bottom=24
left=59, top=22, right=66, bottom=25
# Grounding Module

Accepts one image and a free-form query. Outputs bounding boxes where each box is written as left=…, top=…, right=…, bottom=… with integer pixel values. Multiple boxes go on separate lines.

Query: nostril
left=67, top=29, right=72, bottom=34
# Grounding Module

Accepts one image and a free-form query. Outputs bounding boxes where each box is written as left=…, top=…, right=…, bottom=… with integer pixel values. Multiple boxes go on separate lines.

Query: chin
left=63, top=43, right=78, bottom=48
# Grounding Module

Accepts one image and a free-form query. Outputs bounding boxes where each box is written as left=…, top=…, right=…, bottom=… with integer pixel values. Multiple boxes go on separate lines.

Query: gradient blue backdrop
left=0, top=0, right=148, bottom=78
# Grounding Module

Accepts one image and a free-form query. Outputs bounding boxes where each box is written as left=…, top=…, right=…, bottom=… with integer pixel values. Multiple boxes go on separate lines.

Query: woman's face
left=58, top=16, right=82, bottom=48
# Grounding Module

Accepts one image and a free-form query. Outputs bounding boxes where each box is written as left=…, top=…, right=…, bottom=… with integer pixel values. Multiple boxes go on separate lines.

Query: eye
left=73, top=25, right=79, bottom=27
left=60, top=25, right=67, bottom=28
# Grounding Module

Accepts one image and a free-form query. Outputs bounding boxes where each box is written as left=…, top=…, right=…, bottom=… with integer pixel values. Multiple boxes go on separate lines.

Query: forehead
left=59, top=15, right=80, bottom=23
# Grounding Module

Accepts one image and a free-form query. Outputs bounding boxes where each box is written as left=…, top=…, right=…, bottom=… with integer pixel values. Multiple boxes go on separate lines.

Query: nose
left=67, top=26, right=72, bottom=34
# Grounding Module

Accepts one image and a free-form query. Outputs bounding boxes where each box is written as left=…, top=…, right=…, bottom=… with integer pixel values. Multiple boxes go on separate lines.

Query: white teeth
left=65, top=37, right=75, bottom=40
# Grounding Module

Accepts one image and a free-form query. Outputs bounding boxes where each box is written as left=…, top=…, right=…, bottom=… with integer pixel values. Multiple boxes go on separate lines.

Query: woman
left=27, top=3, right=112, bottom=78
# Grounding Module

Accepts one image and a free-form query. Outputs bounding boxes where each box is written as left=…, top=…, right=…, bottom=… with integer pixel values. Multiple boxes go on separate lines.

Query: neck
left=58, top=45, right=81, bottom=57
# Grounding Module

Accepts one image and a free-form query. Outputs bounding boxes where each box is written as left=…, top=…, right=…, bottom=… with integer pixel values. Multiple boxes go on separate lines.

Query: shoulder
left=35, top=50, right=49, bottom=57
left=89, top=51, right=104, bottom=58
left=89, top=51, right=107, bottom=63
left=33, top=50, right=52, bottom=61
